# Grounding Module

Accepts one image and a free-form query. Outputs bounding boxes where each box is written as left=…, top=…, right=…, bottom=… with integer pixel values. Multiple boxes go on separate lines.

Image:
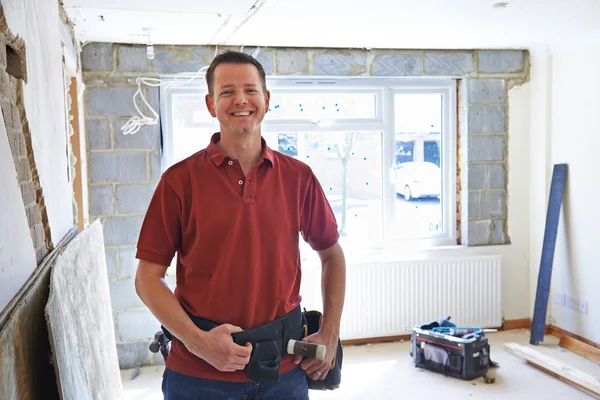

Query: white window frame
left=160, top=84, right=216, bottom=169
left=264, top=77, right=457, bottom=248
left=159, top=76, right=457, bottom=248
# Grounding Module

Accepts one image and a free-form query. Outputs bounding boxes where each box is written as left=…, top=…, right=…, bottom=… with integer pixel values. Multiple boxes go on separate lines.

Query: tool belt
left=160, top=306, right=342, bottom=389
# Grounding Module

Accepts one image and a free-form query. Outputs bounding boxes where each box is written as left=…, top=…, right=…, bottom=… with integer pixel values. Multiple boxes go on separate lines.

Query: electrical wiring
left=120, top=46, right=260, bottom=135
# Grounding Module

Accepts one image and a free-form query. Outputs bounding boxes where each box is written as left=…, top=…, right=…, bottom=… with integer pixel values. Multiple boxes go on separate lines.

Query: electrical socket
left=566, top=295, right=579, bottom=310
left=579, top=300, right=588, bottom=314
left=553, top=293, right=565, bottom=305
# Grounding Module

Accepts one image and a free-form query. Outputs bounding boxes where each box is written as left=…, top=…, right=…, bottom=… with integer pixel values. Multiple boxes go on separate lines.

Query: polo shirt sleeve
left=136, top=176, right=182, bottom=267
left=300, top=172, right=340, bottom=251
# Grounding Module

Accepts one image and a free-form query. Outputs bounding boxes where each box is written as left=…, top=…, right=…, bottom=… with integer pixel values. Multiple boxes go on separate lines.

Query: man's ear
left=205, top=94, right=217, bottom=117
left=264, top=90, right=270, bottom=113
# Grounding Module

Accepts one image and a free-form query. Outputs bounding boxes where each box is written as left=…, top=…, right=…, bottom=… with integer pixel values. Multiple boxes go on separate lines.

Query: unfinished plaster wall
left=0, top=106, right=36, bottom=310
left=0, top=3, right=49, bottom=311
left=83, top=44, right=529, bottom=367
left=2, top=0, right=74, bottom=244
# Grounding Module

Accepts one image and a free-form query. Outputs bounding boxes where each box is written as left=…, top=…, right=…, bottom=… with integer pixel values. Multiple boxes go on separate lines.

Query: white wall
left=528, top=47, right=554, bottom=318
left=423, top=81, right=532, bottom=321
left=0, top=110, right=37, bottom=311
left=531, top=40, right=600, bottom=343
left=3, top=0, right=74, bottom=243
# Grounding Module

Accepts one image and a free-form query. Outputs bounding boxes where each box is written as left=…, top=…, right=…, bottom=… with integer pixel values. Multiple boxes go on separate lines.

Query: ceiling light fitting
left=143, top=27, right=154, bottom=60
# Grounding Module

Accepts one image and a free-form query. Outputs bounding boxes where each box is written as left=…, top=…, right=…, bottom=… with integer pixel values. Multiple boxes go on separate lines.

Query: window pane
left=277, top=133, right=298, bottom=157
left=171, top=94, right=214, bottom=163
left=265, top=132, right=383, bottom=242
left=394, top=94, right=442, bottom=237
left=265, top=92, right=377, bottom=121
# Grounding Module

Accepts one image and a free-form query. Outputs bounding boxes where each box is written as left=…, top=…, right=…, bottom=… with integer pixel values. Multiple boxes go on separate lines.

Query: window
left=160, top=77, right=457, bottom=256
left=262, top=131, right=382, bottom=241
left=160, top=89, right=218, bottom=166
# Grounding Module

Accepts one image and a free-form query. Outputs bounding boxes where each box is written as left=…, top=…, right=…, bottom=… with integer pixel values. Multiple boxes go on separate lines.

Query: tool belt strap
left=162, top=306, right=307, bottom=383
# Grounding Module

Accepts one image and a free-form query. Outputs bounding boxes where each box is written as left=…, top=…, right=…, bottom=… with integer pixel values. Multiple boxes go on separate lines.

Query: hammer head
left=149, top=330, right=166, bottom=353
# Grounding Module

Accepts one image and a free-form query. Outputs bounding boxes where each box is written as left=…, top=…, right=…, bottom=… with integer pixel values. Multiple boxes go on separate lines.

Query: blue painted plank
left=530, top=164, right=567, bottom=345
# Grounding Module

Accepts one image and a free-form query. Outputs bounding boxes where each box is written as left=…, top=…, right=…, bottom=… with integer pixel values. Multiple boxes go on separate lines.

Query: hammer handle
left=287, top=339, right=326, bottom=360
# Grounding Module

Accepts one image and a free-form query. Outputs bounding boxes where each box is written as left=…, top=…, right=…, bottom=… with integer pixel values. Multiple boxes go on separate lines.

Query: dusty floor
left=120, top=329, right=600, bottom=399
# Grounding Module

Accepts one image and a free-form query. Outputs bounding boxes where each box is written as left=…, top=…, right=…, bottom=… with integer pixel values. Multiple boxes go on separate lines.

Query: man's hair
left=205, top=51, right=267, bottom=96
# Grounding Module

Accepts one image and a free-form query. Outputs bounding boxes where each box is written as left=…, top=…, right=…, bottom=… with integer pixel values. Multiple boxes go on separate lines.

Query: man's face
left=205, top=63, right=270, bottom=137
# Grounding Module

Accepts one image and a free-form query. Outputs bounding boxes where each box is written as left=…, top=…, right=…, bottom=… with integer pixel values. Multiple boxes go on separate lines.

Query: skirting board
left=341, top=318, right=533, bottom=346
left=502, top=318, right=531, bottom=330
left=549, top=326, right=600, bottom=351
left=341, top=319, right=600, bottom=350
left=495, top=320, right=600, bottom=351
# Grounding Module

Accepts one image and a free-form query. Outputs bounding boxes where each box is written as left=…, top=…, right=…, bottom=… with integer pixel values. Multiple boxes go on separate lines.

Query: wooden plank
left=559, top=335, right=600, bottom=364
left=526, top=360, right=600, bottom=399
left=67, top=77, right=85, bottom=232
left=504, top=342, right=600, bottom=398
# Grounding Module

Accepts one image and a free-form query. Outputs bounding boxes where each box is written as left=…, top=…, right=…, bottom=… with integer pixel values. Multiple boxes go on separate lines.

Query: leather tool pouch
left=229, top=306, right=305, bottom=383
left=245, top=338, right=282, bottom=382
left=303, top=310, right=344, bottom=391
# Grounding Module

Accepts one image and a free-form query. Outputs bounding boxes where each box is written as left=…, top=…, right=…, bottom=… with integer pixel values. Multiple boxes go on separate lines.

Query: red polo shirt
left=136, top=132, right=339, bottom=382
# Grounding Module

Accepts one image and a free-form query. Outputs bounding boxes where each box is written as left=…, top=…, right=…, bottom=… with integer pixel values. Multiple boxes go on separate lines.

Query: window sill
left=301, top=242, right=473, bottom=267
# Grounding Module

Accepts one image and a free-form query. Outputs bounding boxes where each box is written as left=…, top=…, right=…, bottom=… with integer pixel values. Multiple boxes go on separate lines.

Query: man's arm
left=294, top=242, right=346, bottom=380
left=135, top=260, right=252, bottom=372
left=318, top=242, right=346, bottom=337
left=135, top=260, right=200, bottom=345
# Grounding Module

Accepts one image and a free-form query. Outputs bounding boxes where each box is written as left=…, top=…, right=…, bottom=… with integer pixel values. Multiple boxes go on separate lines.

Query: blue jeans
left=162, top=366, right=309, bottom=400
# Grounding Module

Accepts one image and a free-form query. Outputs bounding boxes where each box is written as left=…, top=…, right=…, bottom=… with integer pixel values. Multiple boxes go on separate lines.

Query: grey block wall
left=83, top=44, right=165, bottom=368
left=82, top=44, right=528, bottom=368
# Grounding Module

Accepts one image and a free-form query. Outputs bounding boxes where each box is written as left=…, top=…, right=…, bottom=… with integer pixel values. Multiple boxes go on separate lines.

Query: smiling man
left=135, top=51, right=346, bottom=400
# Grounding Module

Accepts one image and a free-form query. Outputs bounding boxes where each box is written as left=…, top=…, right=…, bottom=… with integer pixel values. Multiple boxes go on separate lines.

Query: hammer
left=287, top=339, right=326, bottom=360
left=149, top=330, right=170, bottom=361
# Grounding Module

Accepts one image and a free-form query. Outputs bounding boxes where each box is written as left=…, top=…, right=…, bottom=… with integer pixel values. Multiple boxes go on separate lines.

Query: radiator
left=300, top=255, right=502, bottom=341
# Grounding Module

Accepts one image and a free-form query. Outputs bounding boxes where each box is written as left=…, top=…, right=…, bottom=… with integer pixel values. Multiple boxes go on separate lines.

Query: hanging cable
left=120, top=67, right=208, bottom=135
left=120, top=45, right=261, bottom=136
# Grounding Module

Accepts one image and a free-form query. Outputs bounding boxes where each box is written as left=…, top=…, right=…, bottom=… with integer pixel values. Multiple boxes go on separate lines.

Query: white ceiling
left=62, top=0, right=600, bottom=49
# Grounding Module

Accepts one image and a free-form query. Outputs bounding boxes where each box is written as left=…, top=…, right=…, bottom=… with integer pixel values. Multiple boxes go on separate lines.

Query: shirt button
left=238, top=180, right=243, bottom=185
left=228, top=161, right=233, bottom=166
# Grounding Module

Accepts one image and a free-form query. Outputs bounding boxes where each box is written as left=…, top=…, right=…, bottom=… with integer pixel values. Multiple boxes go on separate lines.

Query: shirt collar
left=207, top=132, right=275, bottom=168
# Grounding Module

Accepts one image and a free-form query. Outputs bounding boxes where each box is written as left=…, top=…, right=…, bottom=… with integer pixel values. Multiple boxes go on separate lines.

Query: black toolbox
left=409, top=317, right=497, bottom=381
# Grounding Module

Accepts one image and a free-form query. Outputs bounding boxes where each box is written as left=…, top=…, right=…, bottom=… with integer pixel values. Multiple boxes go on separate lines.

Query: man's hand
left=292, top=328, right=339, bottom=380
left=184, top=324, right=252, bottom=372
left=297, top=241, right=345, bottom=381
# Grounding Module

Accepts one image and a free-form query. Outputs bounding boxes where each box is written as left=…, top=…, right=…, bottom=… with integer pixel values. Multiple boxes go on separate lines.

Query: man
left=135, top=50, right=346, bottom=400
